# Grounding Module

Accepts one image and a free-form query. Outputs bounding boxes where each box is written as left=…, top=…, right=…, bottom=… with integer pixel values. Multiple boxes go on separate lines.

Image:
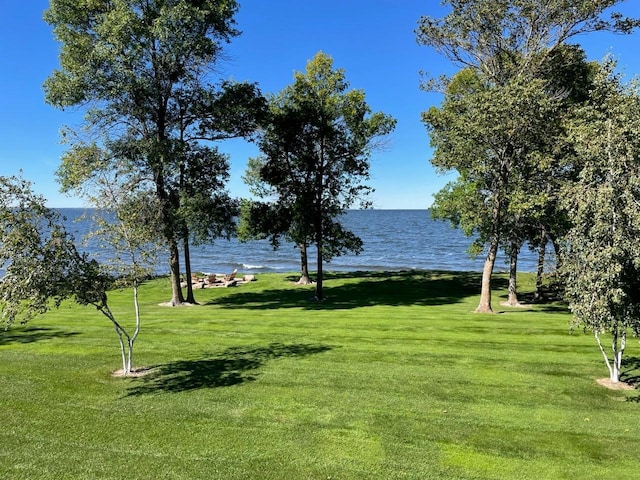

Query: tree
left=247, top=52, right=395, bottom=300
left=44, top=0, right=265, bottom=306
left=175, top=143, right=238, bottom=303
left=0, top=175, right=149, bottom=375
left=425, top=69, right=558, bottom=312
left=83, top=174, right=161, bottom=374
left=240, top=154, right=315, bottom=285
left=561, top=63, right=640, bottom=384
left=418, top=1, right=636, bottom=312
left=417, top=0, right=638, bottom=86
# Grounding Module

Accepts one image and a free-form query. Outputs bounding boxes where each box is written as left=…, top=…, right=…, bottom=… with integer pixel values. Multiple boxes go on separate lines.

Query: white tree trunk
left=128, top=283, right=141, bottom=373
left=102, top=304, right=134, bottom=375
left=595, top=330, right=625, bottom=383
left=115, top=326, right=128, bottom=375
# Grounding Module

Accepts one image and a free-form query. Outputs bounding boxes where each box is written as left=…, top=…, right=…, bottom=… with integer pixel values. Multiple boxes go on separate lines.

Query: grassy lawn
left=1, top=270, right=639, bottom=479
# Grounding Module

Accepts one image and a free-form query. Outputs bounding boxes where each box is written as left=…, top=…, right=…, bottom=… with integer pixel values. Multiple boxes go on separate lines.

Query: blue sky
left=1, top=1, right=639, bottom=209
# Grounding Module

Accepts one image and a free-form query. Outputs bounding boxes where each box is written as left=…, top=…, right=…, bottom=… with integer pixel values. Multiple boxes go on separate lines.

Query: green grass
left=1, top=270, right=639, bottom=479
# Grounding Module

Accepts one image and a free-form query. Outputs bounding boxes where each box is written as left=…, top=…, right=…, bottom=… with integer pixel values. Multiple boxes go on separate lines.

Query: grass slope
left=1, top=271, right=639, bottom=479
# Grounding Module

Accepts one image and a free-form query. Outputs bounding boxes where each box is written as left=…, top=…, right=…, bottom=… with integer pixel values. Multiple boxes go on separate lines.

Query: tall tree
left=247, top=52, right=395, bottom=300
left=175, top=143, right=238, bottom=303
left=418, top=0, right=636, bottom=312
left=425, top=69, right=557, bottom=312
left=561, top=63, right=640, bottom=384
left=44, top=0, right=265, bottom=306
left=0, top=175, right=151, bottom=375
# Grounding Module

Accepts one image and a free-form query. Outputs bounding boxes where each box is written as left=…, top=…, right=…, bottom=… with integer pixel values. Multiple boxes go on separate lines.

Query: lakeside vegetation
left=32, top=0, right=640, bottom=385
left=2, top=271, right=639, bottom=479
left=2, top=3, right=639, bottom=477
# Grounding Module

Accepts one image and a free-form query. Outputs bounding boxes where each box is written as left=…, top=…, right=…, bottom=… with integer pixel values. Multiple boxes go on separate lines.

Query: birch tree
left=0, top=174, right=150, bottom=375
left=562, top=63, right=640, bottom=384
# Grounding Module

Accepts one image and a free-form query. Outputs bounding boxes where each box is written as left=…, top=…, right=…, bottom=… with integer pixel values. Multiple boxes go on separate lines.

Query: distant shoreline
left=49, top=209, right=554, bottom=275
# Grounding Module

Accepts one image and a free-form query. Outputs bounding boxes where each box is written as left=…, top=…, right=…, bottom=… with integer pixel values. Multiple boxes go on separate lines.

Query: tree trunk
left=615, top=329, right=626, bottom=383
left=297, top=242, right=313, bottom=285
left=128, top=281, right=141, bottom=373
left=475, top=232, right=499, bottom=313
left=154, top=162, right=184, bottom=306
left=168, top=238, right=185, bottom=306
left=475, top=186, right=503, bottom=313
left=534, top=228, right=547, bottom=302
left=595, top=325, right=626, bottom=384
left=312, top=161, right=324, bottom=300
left=183, top=235, right=197, bottom=304
left=505, top=238, right=520, bottom=306
left=315, top=239, right=324, bottom=301
left=549, top=233, right=562, bottom=273
left=314, top=219, right=324, bottom=301
left=115, top=325, right=128, bottom=374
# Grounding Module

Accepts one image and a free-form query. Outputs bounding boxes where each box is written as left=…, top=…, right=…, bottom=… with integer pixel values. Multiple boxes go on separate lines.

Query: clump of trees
left=239, top=52, right=395, bottom=300
left=419, top=0, right=640, bottom=382
left=44, top=0, right=266, bottom=306
left=418, top=0, right=638, bottom=312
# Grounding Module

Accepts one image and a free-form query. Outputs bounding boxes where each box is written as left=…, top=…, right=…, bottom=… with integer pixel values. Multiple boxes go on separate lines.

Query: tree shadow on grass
left=622, top=356, right=640, bottom=391
left=516, top=288, right=568, bottom=313
left=206, top=270, right=506, bottom=310
left=0, top=326, right=80, bottom=346
left=125, top=343, right=332, bottom=396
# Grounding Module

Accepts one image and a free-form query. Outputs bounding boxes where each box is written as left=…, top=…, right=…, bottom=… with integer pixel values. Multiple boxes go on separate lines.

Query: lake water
left=58, top=209, right=554, bottom=275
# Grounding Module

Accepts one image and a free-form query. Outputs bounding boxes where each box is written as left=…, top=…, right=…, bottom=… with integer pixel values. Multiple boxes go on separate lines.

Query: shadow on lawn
left=126, top=343, right=331, bottom=396
left=0, top=326, right=80, bottom=346
left=622, top=356, right=640, bottom=392
left=207, top=270, right=506, bottom=310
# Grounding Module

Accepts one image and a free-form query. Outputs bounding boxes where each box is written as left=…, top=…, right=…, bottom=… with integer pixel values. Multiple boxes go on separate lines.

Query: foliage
left=425, top=69, right=558, bottom=311
left=0, top=177, right=149, bottom=374
left=237, top=198, right=292, bottom=249
left=418, top=0, right=635, bottom=311
left=417, top=0, right=638, bottom=86
left=0, top=175, right=108, bottom=322
left=244, top=52, right=395, bottom=299
left=561, top=62, right=640, bottom=383
left=177, top=145, right=238, bottom=246
left=44, top=0, right=265, bottom=305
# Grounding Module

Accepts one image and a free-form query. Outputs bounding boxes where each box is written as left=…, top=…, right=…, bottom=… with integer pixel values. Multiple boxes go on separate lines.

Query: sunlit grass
left=1, top=271, right=639, bottom=479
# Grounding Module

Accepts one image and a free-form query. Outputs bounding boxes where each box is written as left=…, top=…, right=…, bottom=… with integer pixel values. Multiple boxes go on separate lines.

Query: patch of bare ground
left=158, top=301, right=196, bottom=307
left=596, top=378, right=635, bottom=390
left=111, top=367, right=155, bottom=378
